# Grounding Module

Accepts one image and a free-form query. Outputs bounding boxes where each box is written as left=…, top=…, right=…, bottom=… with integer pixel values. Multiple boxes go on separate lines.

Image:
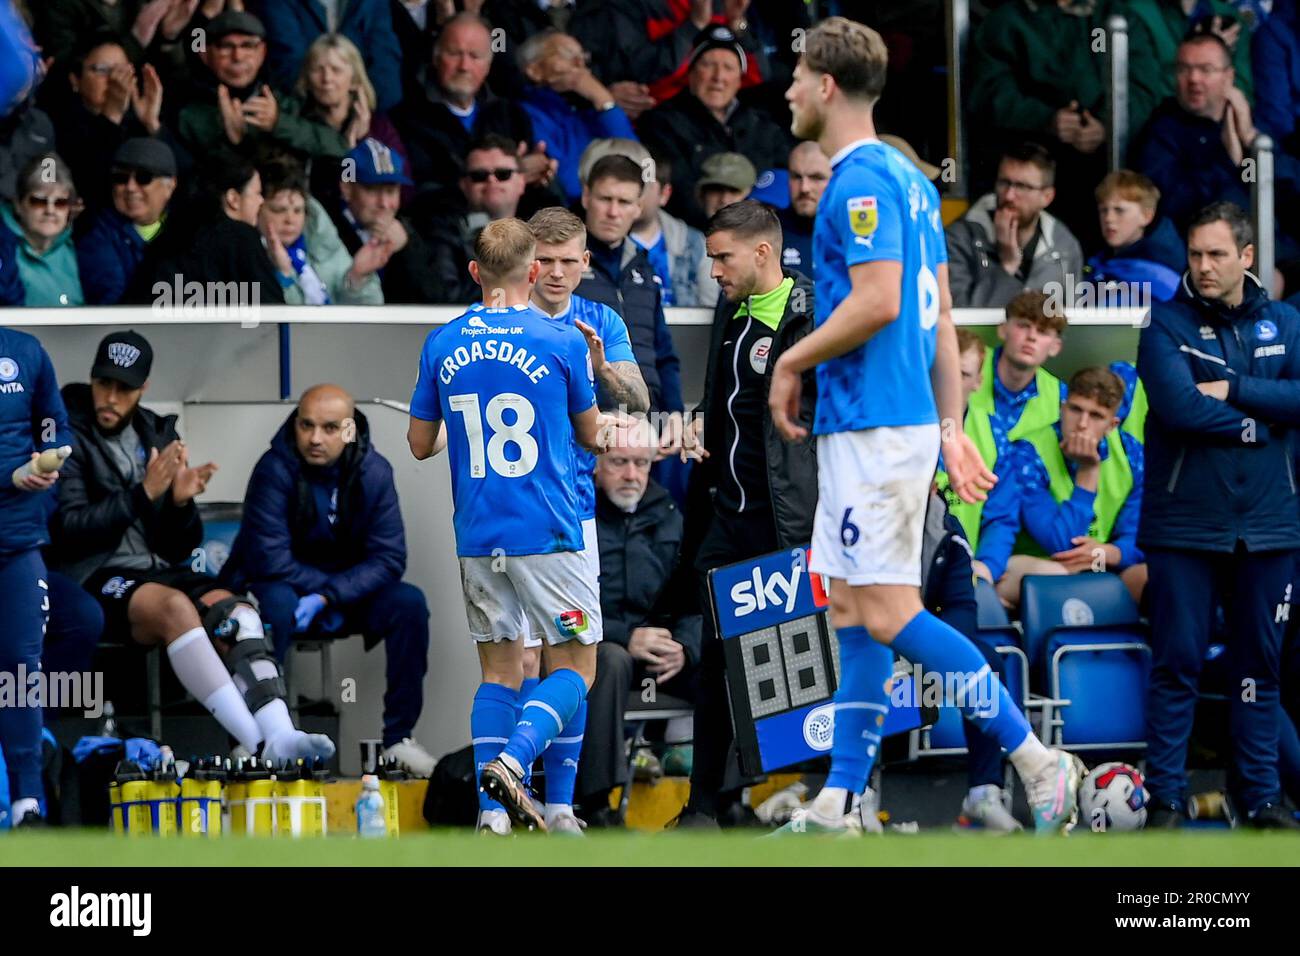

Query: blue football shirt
left=812, top=138, right=948, bottom=434
left=410, top=304, right=596, bottom=557
left=544, top=293, right=635, bottom=520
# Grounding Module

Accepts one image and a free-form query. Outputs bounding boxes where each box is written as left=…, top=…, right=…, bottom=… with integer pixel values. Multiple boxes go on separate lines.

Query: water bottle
left=356, top=774, right=386, bottom=837
left=98, top=701, right=120, bottom=739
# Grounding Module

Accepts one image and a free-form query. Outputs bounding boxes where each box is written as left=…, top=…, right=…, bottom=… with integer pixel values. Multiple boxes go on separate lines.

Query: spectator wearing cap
left=259, top=0, right=404, bottom=114
left=588, top=0, right=767, bottom=110
left=696, top=151, right=753, bottom=222
left=419, top=134, right=527, bottom=303
left=639, top=24, right=789, bottom=230
left=776, top=140, right=829, bottom=277
left=177, top=10, right=350, bottom=168
left=517, top=29, right=638, bottom=205
left=1136, top=33, right=1300, bottom=257
left=577, top=153, right=683, bottom=414
left=627, top=143, right=717, bottom=308
left=50, top=32, right=175, bottom=218
left=75, top=137, right=177, bottom=305
left=2, top=152, right=85, bottom=307
left=257, top=155, right=385, bottom=305
left=946, top=142, right=1083, bottom=309
left=392, top=12, right=552, bottom=198
left=323, top=137, right=441, bottom=302
left=131, top=156, right=287, bottom=305
left=295, top=32, right=410, bottom=206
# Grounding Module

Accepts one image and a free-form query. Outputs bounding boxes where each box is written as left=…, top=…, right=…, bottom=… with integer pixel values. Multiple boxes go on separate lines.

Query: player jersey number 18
left=448, top=391, right=539, bottom=478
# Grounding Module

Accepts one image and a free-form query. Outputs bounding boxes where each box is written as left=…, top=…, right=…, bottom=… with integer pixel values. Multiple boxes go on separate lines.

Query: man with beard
left=945, top=142, right=1083, bottom=309
left=776, top=140, right=830, bottom=276
left=49, top=331, right=335, bottom=766
left=221, top=385, right=435, bottom=777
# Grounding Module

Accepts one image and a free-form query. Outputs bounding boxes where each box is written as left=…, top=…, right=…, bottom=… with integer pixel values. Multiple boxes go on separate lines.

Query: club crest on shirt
left=847, top=196, right=877, bottom=238
left=0, top=357, right=18, bottom=382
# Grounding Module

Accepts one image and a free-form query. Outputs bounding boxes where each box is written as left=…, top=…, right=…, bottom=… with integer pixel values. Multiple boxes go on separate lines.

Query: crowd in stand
left=4, top=1, right=1300, bottom=830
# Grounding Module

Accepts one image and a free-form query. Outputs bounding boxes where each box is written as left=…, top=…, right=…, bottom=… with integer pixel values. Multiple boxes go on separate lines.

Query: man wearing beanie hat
left=50, top=331, right=337, bottom=766
left=640, top=25, right=790, bottom=229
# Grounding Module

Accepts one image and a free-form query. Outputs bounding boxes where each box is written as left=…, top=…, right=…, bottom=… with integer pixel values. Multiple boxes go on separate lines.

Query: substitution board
left=709, top=546, right=935, bottom=776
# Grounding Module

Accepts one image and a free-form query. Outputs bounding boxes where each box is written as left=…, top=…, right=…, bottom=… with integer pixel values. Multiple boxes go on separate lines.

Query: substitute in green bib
left=937, top=329, right=1021, bottom=589
left=1000, top=366, right=1147, bottom=607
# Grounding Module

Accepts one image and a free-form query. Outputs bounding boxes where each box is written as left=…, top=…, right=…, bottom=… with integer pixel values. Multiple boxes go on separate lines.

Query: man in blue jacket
left=0, top=326, right=70, bottom=827
left=1137, top=201, right=1300, bottom=829
left=223, top=384, right=435, bottom=777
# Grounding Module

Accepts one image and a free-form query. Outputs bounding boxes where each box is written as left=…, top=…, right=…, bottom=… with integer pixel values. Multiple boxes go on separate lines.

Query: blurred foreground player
left=0, top=327, right=70, bottom=827
left=769, top=17, right=1083, bottom=835
left=407, top=218, right=609, bottom=834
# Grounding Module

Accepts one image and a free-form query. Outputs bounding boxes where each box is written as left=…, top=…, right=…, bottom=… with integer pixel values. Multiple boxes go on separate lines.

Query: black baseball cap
left=91, top=330, right=153, bottom=388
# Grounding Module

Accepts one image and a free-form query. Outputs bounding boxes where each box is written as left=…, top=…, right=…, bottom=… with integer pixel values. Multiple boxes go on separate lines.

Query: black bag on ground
left=422, top=744, right=478, bottom=827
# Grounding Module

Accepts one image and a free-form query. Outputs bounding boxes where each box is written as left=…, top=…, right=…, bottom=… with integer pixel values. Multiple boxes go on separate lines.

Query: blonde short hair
left=528, top=206, right=587, bottom=247
left=473, top=218, right=537, bottom=283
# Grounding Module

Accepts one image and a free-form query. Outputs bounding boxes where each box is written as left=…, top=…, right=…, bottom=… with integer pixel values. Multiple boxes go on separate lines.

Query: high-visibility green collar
left=734, top=276, right=795, bottom=332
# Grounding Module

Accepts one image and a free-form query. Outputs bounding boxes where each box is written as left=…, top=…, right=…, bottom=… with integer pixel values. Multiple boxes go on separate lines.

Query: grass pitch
left=3, top=828, right=1296, bottom=867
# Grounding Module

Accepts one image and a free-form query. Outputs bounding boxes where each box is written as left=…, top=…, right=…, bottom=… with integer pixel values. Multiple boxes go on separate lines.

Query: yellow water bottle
left=148, top=749, right=180, bottom=836
left=226, top=757, right=249, bottom=835
left=377, top=756, right=407, bottom=837
left=114, top=761, right=151, bottom=836
left=180, top=757, right=225, bottom=837
left=245, top=759, right=276, bottom=835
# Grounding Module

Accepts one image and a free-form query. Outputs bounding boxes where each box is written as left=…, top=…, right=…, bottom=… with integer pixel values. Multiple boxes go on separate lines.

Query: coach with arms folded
left=222, top=385, right=436, bottom=777
left=1138, top=201, right=1300, bottom=830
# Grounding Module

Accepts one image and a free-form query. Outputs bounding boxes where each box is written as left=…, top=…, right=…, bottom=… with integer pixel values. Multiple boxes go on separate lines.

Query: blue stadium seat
left=1021, top=573, right=1150, bottom=750
left=918, top=580, right=1030, bottom=756
left=197, top=501, right=243, bottom=577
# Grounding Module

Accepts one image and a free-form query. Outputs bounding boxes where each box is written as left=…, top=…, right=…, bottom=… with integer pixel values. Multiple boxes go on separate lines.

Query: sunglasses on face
left=24, top=194, right=73, bottom=211
left=466, top=167, right=517, bottom=183
left=111, top=168, right=156, bottom=187
left=215, top=39, right=264, bottom=55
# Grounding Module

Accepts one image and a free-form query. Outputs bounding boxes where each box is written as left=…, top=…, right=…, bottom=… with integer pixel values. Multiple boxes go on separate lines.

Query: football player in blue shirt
left=770, top=17, right=1084, bottom=835
left=0, top=327, right=70, bottom=827
left=408, top=218, right=609, bottom=834
left=522, top=206, right=649, bottom=830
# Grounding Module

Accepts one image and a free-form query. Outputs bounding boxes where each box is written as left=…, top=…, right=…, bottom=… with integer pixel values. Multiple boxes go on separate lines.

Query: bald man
left=776, top=140, right=831, bottom=274
left=222, top=385, right=436, bottom=776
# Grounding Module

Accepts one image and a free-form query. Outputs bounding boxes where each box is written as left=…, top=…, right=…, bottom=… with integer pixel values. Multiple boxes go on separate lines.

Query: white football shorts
left=810, top=424, right=940, bottom=587
left=463, top=517, right=602, bottom=647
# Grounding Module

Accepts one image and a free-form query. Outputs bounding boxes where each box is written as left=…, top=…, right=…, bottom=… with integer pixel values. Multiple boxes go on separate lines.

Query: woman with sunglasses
left=1, top=153, right=84, bottom=307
